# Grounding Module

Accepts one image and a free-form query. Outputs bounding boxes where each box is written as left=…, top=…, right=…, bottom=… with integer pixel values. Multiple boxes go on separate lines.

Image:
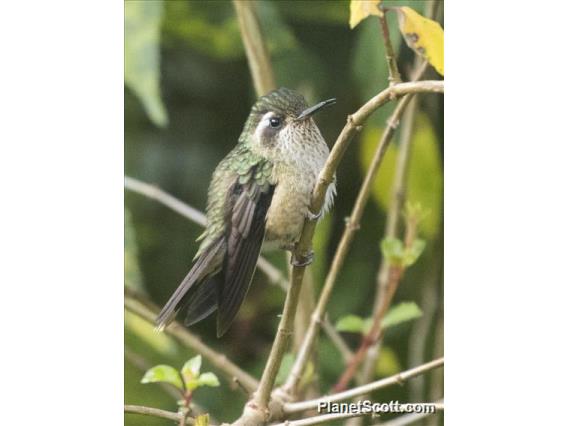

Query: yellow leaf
left=375, top=346, right=402, bottom=377
left=395, top=6, right=444, bottom=75
left=195, top=414, right=210, bottom=426
left=349, top=0, right=383, bottom=29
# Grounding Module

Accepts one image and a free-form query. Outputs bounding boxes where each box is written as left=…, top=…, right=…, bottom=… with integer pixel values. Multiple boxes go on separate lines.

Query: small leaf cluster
left=141, top=354, right=220, bottom=395
left=381, top=237, right=426, bottom=267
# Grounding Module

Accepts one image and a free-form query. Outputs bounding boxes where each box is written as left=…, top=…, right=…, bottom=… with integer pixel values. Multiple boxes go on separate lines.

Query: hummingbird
left=156, top=88, right=336, bottom=337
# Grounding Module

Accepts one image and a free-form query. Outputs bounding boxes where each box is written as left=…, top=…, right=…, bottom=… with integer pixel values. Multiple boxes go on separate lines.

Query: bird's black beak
left=296, top=98, right=336, bottom=121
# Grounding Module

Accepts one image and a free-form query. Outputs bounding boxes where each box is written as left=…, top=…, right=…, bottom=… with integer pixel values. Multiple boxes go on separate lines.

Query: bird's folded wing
left=217, top=171, right=275, bottom=337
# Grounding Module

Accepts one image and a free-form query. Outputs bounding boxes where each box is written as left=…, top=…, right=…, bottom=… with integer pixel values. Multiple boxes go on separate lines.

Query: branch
left=125, top=175, right=288, bottom=291
left=281, top=79, right=440, bottom=397
left=124, top=404, right=190, bottom=424
left=125, top=176, right=206, bottom=226
left=124, top=290, right=259, bottom=394
left=273, top=411, right=372, bottom=426
left=355, top=62, right=430, bottom=405
left=334, top=205, right=422, bottom=392
left=232, top=80, right=442, bottom=425
left=372, top=400, right=444, bottom=426
left=232, top=0, right=276, bottom=96
left=283, top=358, right=444, bottom=414
left=378, top=12, right=401, bottom=85
left=321, top=317, right=354, bottom=364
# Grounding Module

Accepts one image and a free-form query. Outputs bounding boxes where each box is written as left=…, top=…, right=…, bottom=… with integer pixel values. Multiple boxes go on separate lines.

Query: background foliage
left=125, top=1, right=443, bottom=424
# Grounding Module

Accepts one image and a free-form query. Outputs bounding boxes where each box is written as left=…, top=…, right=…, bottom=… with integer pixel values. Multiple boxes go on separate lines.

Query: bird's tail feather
left=184, top=275, right=219, bottom=326
left=155, top=238, right=224, bottom=331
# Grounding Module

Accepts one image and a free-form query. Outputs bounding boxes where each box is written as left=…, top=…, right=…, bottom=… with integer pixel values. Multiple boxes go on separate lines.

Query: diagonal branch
left=372, top=399, right=444, bottom=426
left=232, top=81, right=443, bottom=425
left=276, top=400, right=443, bottom=426
left=273, top=411, right=372, bottom=426
left=281, top=77, right=439, bottom=398
left=283, top=357, right=444, bottom=414
left=125, top=289, right=259, bottom=393
left=232, top=0, right=276, bottom=95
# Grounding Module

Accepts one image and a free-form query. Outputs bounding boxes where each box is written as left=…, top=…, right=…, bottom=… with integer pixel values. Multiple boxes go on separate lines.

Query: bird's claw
left=291, top=250, right=314, bottom=267
left=306, top=209, right=322, bottom=221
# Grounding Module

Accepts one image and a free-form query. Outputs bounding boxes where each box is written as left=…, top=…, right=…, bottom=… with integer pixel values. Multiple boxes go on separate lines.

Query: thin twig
left=333, top=206, right=422, bottom=392
left=355, top=61, right=430, bottom=404
left=273, top=411, right=372, bottom=426
left=124, top=404, right=188, bottom=423
left=372, top=400, right=444, bottom=426
left=321, top=317, right=354, bottom=364
left=283, top=358, right=444, bottom=414
left=125, top=176, right=206, bottom=226
left=232, top=0, right=276, bottom=95
left=124, top=290, right=259, bottom=394
left=277, top=401, right=443, bottom=426
left=378, top=13, right=401, bottom=85
left=125, top=175, right=288, bottom=291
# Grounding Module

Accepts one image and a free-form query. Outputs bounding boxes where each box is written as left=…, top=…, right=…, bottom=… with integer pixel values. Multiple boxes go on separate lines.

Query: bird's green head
left=239, top=88, right=336, bottom=159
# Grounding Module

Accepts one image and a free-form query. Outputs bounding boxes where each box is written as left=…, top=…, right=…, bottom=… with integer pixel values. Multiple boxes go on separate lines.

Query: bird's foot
left=291, top=250, right=314, bottom=267
left=306, top=209, right=321, bottom=221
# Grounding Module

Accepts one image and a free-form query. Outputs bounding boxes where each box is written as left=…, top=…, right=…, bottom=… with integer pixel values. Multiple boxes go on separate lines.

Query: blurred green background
left=125, top=1, right=443, bottom=424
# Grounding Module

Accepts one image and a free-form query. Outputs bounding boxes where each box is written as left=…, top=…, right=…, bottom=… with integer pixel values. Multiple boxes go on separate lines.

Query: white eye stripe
left=260, top=112, right=276, bottom=128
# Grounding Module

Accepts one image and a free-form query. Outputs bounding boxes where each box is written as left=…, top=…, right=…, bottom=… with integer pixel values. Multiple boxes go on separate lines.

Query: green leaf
left=381, top=302, right=423, bottom=329
left=198, top=372, right=220, bottom=388
left=380, top=237, right=405, bottom=265
left=359, top=114, right=443, bottom=238
left=403, top=239, right=426, bottom=267
left=336, top=314, right=366, bottom=333
left=195, top=414, right=210, bottom=426
left=141, top=365, right=183, bottom=391
left=125, top=0, right=168, bottom=127
left=181, top=355, right=202, bottom=385
left=275, top=353, right=295, bottom=386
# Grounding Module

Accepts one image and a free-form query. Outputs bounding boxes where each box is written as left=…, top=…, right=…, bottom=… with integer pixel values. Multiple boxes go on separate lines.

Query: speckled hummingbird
left=156, top=88, right=336, bottom=337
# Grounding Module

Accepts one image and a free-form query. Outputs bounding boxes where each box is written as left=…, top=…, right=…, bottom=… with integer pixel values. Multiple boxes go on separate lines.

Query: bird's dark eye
left=269, top=117, right=282, bottom=129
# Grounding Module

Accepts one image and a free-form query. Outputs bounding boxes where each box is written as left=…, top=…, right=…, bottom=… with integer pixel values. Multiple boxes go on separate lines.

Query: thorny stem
left=333, top=209, right=423, bottom=392
left=124, top=289, right=259, bottom=393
